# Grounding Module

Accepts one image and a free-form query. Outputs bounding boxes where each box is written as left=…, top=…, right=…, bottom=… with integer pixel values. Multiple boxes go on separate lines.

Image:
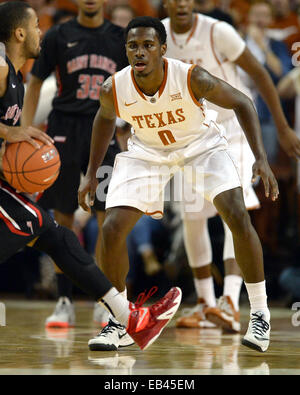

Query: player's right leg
left=0, top=181, right=182, bottom=350
left=205, top=121, right=259, bottom=333
left=88, top=149, right=171, bottom=351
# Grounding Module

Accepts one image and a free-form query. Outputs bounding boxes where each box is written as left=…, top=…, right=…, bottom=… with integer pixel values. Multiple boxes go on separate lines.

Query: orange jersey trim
left=131, top=59, right=169, bottom=101
left=187, top=64, right=202, bottom=108
left=170, top=14, right=198, bottom=47
left=159, top=58, right=168, bottom=97
left=112, top=74, right=120, bottom=118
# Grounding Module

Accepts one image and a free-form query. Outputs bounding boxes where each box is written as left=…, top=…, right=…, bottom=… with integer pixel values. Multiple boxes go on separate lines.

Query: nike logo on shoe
left=136, top=308, right=150, bottom=332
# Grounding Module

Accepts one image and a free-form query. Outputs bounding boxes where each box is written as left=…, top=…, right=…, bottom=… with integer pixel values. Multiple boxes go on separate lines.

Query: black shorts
left=38, top=110, right=120, bottom=214
left=0, top=180, right=56, bottom=263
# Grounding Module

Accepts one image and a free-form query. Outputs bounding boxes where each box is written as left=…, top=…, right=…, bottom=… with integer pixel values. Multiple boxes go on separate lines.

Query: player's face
left=164, top=0, right=194, bottom=28
left=126, top=28, right=167, bottom=78
left=24, top=8, right=41, bottom=59
left=77, top=0, right=105, bottom=17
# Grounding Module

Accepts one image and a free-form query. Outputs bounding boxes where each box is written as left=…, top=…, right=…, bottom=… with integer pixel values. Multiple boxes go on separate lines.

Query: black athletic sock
left=56, top=273, right=73, bottom=302
left=34, top=225, right=112, bottom=300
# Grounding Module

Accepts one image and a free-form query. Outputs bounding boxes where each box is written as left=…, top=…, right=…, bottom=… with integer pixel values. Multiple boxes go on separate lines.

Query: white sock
left=107, top=288, right=128, bottom=324
left=100, top=287, right=131, bottom=327
left=244, top=281, right=270, bottom=320
left=223, top=275, right=243, bottom=311
left=120, top=288, right=127, bottom=300
left=194, top=277, right=216, bottom=307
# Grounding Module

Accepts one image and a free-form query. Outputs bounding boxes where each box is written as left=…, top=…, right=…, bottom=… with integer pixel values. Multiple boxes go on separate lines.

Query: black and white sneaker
left=88, top=317, right=134, bottom=351
left=242, top=311, right=270, bottom=353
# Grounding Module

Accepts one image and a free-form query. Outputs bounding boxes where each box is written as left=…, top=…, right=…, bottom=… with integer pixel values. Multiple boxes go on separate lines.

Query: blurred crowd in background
left=1, top=0, right=300, bottom=306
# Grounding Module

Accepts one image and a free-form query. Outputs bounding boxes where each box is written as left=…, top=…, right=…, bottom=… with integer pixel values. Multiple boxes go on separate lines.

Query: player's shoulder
left=100, top=75, right=115, bottom=102
left=42, top=21, right=64, bottom=40
left=114, top=63, right=131, bottom=77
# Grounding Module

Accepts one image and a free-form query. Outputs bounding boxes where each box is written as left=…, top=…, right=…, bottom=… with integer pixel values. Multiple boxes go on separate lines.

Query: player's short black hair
left=125, top=16, right=167, bottom=45
left=0, top=1, right=31, bottom=43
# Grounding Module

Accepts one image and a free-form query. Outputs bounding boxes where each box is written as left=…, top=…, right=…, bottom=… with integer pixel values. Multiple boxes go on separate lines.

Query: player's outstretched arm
left=21, top=75, right=43, bottom=127
left=78, top=76, right=117, bottom=212
left=235, top=48, right=300, bottom=159
left=191, top=66, right=279, bottom=201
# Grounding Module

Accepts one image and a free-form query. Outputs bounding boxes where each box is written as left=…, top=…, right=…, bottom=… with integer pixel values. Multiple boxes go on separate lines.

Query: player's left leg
left=205, top=120, right=259, bottom=333
left=88, top=148, right=171, bottom=351
left=213, top=187, right=270, bottom=352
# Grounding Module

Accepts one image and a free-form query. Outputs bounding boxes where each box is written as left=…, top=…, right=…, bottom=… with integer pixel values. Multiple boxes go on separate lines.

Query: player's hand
left=252, top=158, right=279, bottom=201
left=6, top=126, right=54, bottom=148
left=78, top=174, right=98, bottom=212
left=278, top=126, right=300, bottom=159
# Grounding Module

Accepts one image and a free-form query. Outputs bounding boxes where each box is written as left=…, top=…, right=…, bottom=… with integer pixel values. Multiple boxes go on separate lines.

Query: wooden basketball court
left=0, top=300, right=299, bottom=375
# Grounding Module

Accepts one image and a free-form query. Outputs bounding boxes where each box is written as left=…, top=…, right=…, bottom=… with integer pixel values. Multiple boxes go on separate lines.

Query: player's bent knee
left=223, top=207, right=251, bottom=236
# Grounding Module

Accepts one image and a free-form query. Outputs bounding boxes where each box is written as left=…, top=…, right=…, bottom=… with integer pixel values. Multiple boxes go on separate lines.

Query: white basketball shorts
left=105, top=124, right=241, bottom=219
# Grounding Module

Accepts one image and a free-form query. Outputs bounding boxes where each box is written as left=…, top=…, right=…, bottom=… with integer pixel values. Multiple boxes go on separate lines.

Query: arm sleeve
left=213, top=21, right=246, bottom=62
left=31, top=26, right=59, bottom=81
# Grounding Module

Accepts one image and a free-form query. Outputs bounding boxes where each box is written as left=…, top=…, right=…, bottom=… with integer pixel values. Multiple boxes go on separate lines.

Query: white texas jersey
left=162, top=14, right=252, bottom=122
left=112, top=58, right=218, bottom=151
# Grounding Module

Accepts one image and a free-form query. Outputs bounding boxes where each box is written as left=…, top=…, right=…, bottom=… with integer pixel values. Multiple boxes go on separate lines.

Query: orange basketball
left=2, top=139, right=61, bottom=194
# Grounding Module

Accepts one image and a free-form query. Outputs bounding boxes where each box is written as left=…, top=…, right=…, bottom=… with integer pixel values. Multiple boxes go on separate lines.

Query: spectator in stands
left=244, top=1, right=292, bottom=164
left=110, top=4, right=135, bottom=28
left=105, top=0, right=157, bottom=18
left=269, top=0, right=300, bottom=54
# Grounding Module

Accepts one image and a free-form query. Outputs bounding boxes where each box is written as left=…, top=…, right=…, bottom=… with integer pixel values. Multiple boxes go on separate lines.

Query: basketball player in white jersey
left=78, top=16, right=278, bottom=353
left=162, top=0, right=300, bottom=332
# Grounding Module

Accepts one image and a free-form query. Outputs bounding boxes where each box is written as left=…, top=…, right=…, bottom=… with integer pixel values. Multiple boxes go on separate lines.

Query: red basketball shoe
left=126, top=287, right=182, bottom=350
